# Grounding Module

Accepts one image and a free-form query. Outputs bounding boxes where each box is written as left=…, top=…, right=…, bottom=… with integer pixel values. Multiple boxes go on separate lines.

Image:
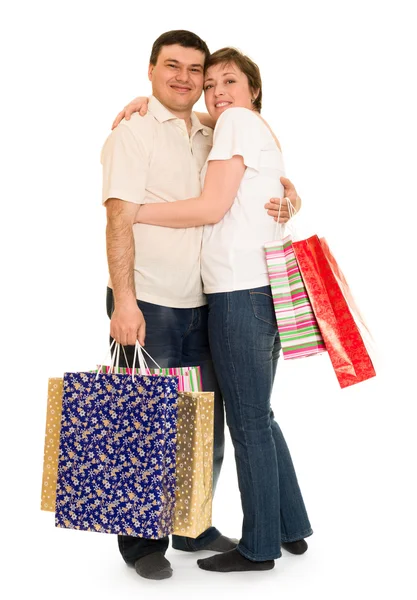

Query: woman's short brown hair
left=204, top=47, right=263, bottom=112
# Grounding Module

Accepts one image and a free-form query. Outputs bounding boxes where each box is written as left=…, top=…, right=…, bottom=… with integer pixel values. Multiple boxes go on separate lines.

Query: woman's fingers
left=111, top=111, right=126, bottom=130
left=111, top=97, right=150, bottom=130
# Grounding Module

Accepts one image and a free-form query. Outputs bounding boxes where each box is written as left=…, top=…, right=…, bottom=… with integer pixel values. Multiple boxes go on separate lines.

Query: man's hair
left=150, top=30, right=210, bottom=66
left=205, top=47, right=263, bottom=112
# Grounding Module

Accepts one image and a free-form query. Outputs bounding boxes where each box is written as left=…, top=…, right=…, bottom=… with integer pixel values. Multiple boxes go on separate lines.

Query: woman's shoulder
left=216, top=106, right=262, bottom=128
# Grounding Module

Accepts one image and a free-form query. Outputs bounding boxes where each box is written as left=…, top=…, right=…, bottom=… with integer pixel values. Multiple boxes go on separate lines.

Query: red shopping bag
left=292, top=235, right=376, bottom=388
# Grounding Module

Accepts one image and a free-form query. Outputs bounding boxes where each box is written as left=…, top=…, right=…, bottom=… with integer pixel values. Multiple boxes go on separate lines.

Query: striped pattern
left=96, top=365, right=203, bottom=392
left=264, top=235, right=326, bottom=359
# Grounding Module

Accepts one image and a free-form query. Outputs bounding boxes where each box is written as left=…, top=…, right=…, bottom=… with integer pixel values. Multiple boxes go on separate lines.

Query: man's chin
left=170, top=96, right=197, bottom=110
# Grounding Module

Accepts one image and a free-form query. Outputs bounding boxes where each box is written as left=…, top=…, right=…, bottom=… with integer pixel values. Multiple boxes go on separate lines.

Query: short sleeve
left=207, top=107, right=262, bottom=178
left=101, top=123, right=149, bottom=205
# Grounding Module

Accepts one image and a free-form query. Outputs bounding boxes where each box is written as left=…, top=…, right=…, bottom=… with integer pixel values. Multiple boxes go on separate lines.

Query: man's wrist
left=113, top=293, right=138, bottom=310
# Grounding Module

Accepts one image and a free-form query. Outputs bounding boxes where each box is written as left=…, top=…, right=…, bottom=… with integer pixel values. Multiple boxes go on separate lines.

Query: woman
left=115, top=48, right=313, bottom=573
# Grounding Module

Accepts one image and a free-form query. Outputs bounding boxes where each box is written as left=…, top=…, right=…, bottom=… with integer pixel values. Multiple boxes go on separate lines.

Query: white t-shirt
left=200, top=107, right=286, bottom=294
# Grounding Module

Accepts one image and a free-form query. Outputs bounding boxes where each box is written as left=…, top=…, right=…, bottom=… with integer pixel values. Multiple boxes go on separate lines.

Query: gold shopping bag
left=173, top=392, right=214, bottom=539
left=40, top=378, right=64, bottom=511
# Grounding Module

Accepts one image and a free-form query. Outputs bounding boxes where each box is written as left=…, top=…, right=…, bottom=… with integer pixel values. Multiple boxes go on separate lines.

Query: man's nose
left=175, top=68, right=189, bottom=82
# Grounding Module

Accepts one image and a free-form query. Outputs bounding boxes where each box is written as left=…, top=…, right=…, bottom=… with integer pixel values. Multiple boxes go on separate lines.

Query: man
left=101, top=29, right=300, bottom=580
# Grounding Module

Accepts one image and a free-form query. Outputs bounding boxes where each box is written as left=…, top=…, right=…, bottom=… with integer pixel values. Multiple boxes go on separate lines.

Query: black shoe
left=281, top=539, right=308, bottom=555
left=134, top=552, right=173, bottom=580
left=173, top=534, right=238, bottom=553
left=197, top=549, right=275, bottom=572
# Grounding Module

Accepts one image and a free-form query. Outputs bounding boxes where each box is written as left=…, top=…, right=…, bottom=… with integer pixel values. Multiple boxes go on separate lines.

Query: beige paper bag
left=173, top=392, right=214, bottom=538
left=40, top=378, right=63, bottom=511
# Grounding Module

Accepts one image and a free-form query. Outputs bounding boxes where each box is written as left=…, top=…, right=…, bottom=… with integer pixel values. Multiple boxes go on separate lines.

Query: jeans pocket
left=249, top=290, right=277, bottom=327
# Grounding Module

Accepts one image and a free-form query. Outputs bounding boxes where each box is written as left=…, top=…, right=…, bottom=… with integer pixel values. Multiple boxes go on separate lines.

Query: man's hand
left=265, top=176, right=302, bottom=222
left=112, top=96, right=150, bottom=130
left=110, top=302, right=146, bottom=346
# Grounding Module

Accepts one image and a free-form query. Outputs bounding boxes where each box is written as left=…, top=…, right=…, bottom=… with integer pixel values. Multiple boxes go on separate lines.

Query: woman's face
left=204, top=62, right=257, bottom=121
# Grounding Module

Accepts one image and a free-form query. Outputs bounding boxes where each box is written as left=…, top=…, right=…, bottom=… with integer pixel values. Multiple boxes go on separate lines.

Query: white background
left=1, top=0, right=416, bottom=598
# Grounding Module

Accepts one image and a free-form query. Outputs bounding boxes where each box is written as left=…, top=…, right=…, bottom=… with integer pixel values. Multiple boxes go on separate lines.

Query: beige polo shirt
left=101, top=96, right=213, bottom=308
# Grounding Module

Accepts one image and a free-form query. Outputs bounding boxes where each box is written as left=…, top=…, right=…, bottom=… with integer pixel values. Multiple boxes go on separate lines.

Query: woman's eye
left=226, top=79, right=235, bottom=84
left=204, top=84, right=212, bottom=90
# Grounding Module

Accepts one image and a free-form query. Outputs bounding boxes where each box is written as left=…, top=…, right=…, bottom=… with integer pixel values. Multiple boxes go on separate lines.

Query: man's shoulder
left=101, top=113, right=157, bottom=158
left=101, top=113, right=157, bottom=162
left=117, top=112, right=157, bottom=139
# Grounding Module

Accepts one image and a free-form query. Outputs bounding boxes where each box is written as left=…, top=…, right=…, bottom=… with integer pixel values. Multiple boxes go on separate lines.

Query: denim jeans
left=106, top=288, right=225, bottom=562
left=207, top=285, right=313, bottom=561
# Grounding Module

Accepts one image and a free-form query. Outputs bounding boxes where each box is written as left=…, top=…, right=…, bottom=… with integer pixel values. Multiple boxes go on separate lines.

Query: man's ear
left=148, top=63, right=154, bottom=82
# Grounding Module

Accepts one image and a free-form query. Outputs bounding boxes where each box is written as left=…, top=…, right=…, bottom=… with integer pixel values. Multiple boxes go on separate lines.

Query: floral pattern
left=55, top=372, right=178, bottom=538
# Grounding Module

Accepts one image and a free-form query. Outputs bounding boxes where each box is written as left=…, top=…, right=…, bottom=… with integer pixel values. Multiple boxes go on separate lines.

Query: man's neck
left=169, top=109, right=193, bottom=134
left=153, top=94, right=193, bottom=134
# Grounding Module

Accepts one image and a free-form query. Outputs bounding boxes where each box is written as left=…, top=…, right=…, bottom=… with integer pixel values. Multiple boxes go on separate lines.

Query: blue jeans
left=207, top=285, right=313, bottom=561
left=106, top=288, right=225, bottom=562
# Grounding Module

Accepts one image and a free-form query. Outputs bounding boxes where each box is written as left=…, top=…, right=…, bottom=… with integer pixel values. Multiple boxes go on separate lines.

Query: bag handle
left=274, top=197, right=297, bottom=241
left=132, top=341, right=162, bottom=381
left=96, top=339, right=116, bottom=379
left=96, top=339, right=129, bottom=373
left=96, top=340, right=161, bottom=382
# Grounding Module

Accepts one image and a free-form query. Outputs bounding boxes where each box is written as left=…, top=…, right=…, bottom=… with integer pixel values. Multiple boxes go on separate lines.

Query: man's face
left=148, top=44, right=205, bottom=114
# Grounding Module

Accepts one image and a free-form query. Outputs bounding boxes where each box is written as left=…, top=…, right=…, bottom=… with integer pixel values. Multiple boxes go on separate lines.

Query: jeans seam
left=249, top=291, right=273, bottom=299
left=224, top=293, right=258, bottom=556
left=281, top=527, right=314, bottom=543
left=237, top=542, right=281, bottom=561
left=182, top=307, right=199, bottom=341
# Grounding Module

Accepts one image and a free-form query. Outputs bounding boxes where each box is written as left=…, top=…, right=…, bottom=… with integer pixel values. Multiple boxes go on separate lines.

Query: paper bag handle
left=96, top=340, right=161, bottom=382
left=274, top=197, right=297, bottom=240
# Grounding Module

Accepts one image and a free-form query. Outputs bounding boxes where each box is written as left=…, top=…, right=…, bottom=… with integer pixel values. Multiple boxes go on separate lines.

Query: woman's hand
left=111, top=96, right=150, bottom=129
left=265, top=176, right=302, bottom=222
left=195, top=111, right=216, bottom=129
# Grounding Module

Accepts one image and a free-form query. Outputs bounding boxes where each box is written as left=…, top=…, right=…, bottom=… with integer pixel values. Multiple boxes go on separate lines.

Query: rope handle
left=96, top=341, right=161, bottom=382
left=274, top=196, right=297, bottom=241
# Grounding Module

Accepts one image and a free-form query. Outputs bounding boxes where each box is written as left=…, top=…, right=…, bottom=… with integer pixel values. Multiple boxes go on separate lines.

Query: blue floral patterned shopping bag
left=55, top=344, right=178, bottom=538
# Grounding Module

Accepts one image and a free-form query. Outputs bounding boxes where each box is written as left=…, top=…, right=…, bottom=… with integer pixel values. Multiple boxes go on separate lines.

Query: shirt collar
left=148, top=95, right=178, bottom=123
left=148, top=95, right=210, bottom=137
left=190, top=111, right=211, bottom=138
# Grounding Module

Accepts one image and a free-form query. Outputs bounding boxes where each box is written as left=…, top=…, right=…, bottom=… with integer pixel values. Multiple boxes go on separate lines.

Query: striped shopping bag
left=96, top=365, right=203, bottom=392
left=264, top=234, right=326, bottom=359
